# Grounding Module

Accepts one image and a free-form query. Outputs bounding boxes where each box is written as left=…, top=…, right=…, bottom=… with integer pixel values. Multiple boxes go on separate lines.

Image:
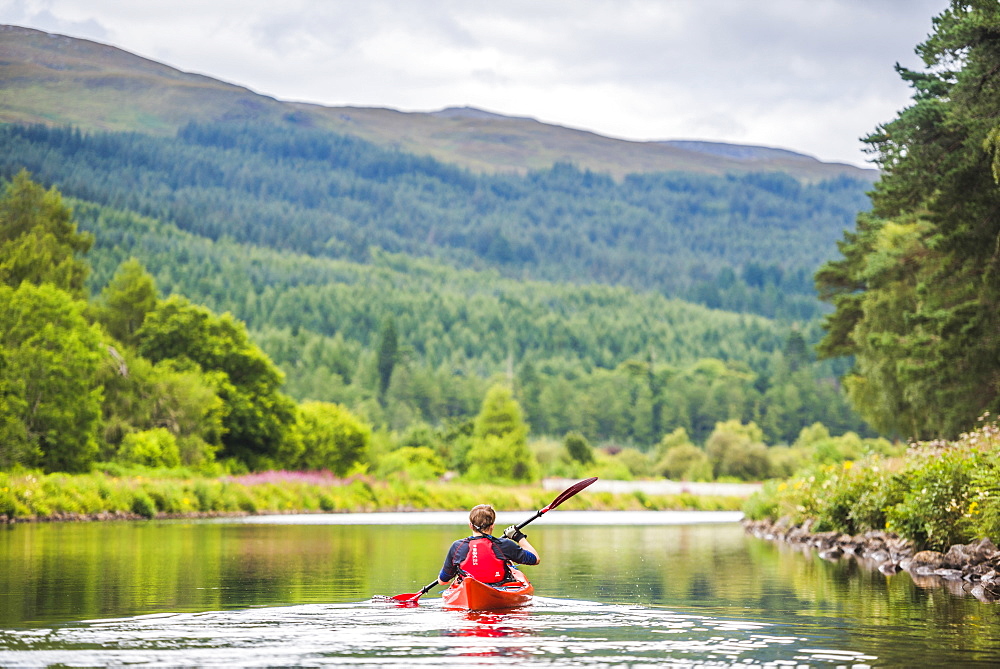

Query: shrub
left=117, top=428, right=181, bottom=468
left=131, top=491, right=157, bottom=518
left=377, top=446, right=445, bottom=480
left=465, top=433, right=539, bottom=484
left=886, top=449, right=977, bottom=551
left=616, top=448, right=653, bottom=478
left=706, top=420, right=769, bottom=481
left=848, top=464, right=907, bottom=533
left=286, top=401, right=371, bottom=474
left=656, top=443, right=711, bottom=481
left=564, top=431, right=595, bottom=465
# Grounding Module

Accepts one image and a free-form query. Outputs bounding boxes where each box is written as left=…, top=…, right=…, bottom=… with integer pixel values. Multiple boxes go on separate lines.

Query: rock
left=970, top=584, right=1000, bottom=604
left=944, top=538, right=1000, bottom=568
left=742, top=518, right=1000, bottom=604
left=878, top=561, right=901, bottom=575
left=963, top=564, right=995, bottom=580
left=867, top=549, right=890, bottom=563
left=908, top=550, right=946, bottom=571
left=819, top=547, right=844, bottom=561
left=934, top=568, right=965, bottom=580
left=810, top=532, right=842, bottom=551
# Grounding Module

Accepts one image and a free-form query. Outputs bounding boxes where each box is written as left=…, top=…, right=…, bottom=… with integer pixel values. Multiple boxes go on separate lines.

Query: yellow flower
left=843, top=460, right=854, bottom=470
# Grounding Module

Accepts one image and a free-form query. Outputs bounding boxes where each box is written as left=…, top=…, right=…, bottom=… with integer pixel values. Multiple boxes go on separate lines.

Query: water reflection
left=0, top=599, right=878, bottom=667
left=1, top=514, right=1000, bottom=665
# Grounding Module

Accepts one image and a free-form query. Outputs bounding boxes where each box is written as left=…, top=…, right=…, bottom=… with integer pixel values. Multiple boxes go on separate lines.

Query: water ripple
left=0, top=598, right=876, bottom=667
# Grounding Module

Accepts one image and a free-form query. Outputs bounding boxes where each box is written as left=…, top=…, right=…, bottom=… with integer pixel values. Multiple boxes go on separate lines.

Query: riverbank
left=743, top=517, right=1000, bottom=603
left=0, top=470, right=744, bottom=523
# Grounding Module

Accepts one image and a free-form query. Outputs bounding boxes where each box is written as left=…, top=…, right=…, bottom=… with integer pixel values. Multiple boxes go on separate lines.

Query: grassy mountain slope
left=0, top=24, right=877, bottom=183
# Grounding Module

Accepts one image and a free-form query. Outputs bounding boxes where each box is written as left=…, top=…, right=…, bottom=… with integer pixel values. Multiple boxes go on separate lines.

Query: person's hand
left=503, top=525, right=527, bottom=542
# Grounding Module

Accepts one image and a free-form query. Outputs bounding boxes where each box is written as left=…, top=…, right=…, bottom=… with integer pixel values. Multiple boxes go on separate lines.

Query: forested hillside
left=0, top=26, right=888, bottom=478
left=0, top=122, right=871, bottom=320
left=75, top=196, right=867, bottom=449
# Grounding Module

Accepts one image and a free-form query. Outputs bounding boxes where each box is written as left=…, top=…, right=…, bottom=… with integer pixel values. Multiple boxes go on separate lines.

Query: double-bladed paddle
left=380, top=579, right=440, bottom=605
left=512, top=476, right=598, bottom=533
left=374, top=476, right=598, bottom=605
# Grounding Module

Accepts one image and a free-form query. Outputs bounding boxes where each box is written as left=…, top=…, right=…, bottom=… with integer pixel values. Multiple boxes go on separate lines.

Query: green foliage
left=376, top=318, right=398, bottom=400
left=589, top=451, right=635, bottom=481
left=705, top=420, right=770, bottom=481
left=657, top=443, right=712, bottom=481
left=1, top=123, right=873, bottom=321
left=0, top=282, right=104, bottom=472
left=376, top=446, right=445, bottom=481
left=465, top=432, right=539, bottom=484
left=92, top=258, right=158, bottom=345
left=97, top=349, right=225, bottom=464
left=564, top=431, right=595, bottom=465
left=615, top=448, right=654, bottom=478
left=117, top=428, right=181, bottom=468
left=745, top=418, right=1000, bottom=549
left=136, top=295, right=297, bottom=466
left=130, top=490, right=157, bottom=518
left=284, top=401, right=371, bottom=474
left=886, top=449, right=977, bottom=551
left=816, top=2, right=1000, bottom=438
left=0, top=468, right=744, bottom=521
left=0, top=169, right=92, bottom=297
left=63, top=194, right=874, bottom=448
left=474, top=385, right=526, bottom=438
left=466, top=387, right=537, bottom=482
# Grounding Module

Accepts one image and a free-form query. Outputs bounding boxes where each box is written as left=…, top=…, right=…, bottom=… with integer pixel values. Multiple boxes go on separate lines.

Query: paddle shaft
left=514, top=476, right=597, bottom=532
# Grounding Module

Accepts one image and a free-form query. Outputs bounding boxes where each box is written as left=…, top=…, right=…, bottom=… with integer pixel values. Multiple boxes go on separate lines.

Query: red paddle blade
left=541, top=476, right=598, bottom=512
left=372, top=593, right=422, bottom=607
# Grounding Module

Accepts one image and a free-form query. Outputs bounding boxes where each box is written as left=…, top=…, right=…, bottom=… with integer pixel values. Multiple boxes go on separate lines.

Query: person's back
left=438, top=504, right=540, bottom=586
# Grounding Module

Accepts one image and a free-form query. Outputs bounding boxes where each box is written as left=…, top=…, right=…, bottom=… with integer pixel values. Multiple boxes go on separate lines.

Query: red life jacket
left=458, top=536, right=510, bottom=584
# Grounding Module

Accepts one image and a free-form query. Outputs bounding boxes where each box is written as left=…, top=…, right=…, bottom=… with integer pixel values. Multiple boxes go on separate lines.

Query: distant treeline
left=73, top=194, right=870, bottom=449
left=0, top=122, right=871, bottom=320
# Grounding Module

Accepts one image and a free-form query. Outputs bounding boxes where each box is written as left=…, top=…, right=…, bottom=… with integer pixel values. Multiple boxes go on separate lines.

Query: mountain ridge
left=0, top=24, right=876, bottom=183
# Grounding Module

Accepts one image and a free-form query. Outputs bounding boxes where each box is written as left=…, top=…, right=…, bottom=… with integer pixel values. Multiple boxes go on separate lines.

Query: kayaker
left=437, top=504, right=540, bottom=586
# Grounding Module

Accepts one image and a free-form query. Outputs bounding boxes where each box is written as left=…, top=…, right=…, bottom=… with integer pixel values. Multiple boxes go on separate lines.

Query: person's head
left=469, top=504, right=496, bottom=534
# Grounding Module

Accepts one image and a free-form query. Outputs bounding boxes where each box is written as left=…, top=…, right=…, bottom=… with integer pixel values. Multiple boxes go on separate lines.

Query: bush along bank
left=0, top=469, right=744, bottom=523
left=741, top=419, right=1000, bottom=603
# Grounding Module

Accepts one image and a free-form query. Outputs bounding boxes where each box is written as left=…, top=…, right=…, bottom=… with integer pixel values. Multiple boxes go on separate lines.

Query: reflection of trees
left=4, top=518, right=999, bottom=660
left=744, top=537, right=1000, bottom=656
left=533, top=525, right=750, bottom=606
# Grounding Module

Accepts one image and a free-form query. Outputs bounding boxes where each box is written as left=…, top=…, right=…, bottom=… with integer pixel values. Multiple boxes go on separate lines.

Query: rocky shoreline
left=743, top=517, right=1000, bottom=603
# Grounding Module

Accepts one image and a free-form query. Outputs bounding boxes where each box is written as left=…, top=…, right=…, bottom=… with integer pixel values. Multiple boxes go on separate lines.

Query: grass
left=1, top=27, right=873, bottom=183
left=0, top=468, right=744, bottom=522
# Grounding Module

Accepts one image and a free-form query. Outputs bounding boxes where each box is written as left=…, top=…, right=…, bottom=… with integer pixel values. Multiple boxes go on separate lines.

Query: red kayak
left=442, top=570, right=533, bottom=610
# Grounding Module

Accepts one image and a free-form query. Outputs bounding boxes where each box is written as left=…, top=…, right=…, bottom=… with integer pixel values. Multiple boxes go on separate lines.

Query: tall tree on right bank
left=817, top=1, right=1000, bottom=439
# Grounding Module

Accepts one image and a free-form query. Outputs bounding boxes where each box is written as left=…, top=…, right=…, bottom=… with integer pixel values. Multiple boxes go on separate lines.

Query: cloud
left=0, top=0, right=952, bottom=165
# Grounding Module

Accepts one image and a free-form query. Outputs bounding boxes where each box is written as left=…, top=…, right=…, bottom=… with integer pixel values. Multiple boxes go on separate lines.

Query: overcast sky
left=1, top=0, right=951, bottom=167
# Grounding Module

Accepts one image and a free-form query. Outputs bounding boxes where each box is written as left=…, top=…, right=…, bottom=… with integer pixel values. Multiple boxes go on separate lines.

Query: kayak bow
left=442, top=570, right=533, bottom=611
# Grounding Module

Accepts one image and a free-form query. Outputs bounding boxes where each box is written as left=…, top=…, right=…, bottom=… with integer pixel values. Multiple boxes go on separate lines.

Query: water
left=2, top=511, right=1000, bottom=667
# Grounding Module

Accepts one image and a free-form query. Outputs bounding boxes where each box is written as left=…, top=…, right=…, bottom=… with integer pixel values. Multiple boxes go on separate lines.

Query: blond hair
left=469, top=504, right=496, bottom=532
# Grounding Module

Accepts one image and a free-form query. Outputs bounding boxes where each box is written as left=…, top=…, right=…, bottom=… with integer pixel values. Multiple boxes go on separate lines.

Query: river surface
left=2, top=510, right=1000, bottom=667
